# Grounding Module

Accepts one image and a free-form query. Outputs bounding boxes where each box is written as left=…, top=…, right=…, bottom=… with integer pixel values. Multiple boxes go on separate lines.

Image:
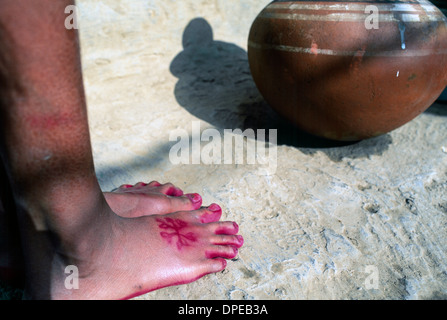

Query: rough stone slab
left=77, top=0, right=447, bottom=300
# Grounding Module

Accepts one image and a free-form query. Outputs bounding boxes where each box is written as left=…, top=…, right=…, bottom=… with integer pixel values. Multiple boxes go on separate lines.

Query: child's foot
left=104, top=181, right=203, bottom=217
left=50, top=204, right=243, bottom=300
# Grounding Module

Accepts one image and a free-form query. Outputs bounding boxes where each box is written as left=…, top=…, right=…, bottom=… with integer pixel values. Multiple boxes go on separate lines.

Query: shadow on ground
left=170, top=17, right=393, bottom=162
left=425, top=100, right=447, bottom=116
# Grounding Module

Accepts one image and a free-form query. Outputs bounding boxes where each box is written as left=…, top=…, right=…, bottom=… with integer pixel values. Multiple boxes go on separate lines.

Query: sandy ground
left=76, top=0, right=447, bottom=299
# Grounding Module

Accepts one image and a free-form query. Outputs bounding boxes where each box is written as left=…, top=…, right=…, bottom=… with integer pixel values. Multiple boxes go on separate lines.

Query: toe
left=151, top=193, right=203, bottom=214
left=134, top=182, right=148, bottom=188
left=209, top=221, right=239, bottom=235
left=205, top=245, right=238, bottom=259
left=158, top=183, right=184, bottom=197
left=203, top=258, right=227, bottom=274
left=118, top=184, right=134, bottom=190
left=211, top=234, right=244, bottom=248
left=194, top=204, right=222, bottom=223
left=147, top=181, right=162, bottom=187
left=185, top=193, right=203, bottom=210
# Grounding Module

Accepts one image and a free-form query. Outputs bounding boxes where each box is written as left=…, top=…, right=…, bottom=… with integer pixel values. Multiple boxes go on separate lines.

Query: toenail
left=237, top=235, right=244, bottom=244
left=174, top=188, right=184, bottom=197
left=166, top=186, right=183, bottom=197
left=186, top=193, right=202, bottom=203
left=208, top=203, right=221, bottom=212
left=122, top=184, right=133, bottom=188
left=221, top=259, right=227, bottom=270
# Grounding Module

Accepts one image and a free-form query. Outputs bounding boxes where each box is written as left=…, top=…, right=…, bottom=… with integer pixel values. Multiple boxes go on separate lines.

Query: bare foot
left=51, top=204, right=243, bottom=300
left=104, top=181, right=203, bottom=218
left=0, top=180, right=205, bottom=287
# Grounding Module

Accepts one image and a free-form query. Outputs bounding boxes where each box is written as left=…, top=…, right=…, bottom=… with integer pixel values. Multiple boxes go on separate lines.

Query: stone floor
left=77, top=0, right=447, bottom=299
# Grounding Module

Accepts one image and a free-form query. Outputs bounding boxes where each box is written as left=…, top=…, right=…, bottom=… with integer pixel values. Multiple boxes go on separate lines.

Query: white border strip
left=259, top=11, right=444, bottom=22
left=248, top=40, right=447, bottom=57
left=269, top=1, right=437, bottom=13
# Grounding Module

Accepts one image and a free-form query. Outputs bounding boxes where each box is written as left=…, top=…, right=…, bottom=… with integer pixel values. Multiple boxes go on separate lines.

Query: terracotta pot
left=248, top=0, right=447, bottom=141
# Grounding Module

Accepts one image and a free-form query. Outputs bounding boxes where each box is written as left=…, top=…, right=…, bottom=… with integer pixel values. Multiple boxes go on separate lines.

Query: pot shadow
left=424, top=100, right=447, bottom=116
left=169, top=17, right=392, bottom=162
left=425, top=87, right=447, bottom=116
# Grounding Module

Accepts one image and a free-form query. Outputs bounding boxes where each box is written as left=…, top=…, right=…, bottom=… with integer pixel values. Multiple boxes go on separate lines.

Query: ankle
left=54, top=199, right=117, bottom=264
left=17, top=191, right=116, bottom=276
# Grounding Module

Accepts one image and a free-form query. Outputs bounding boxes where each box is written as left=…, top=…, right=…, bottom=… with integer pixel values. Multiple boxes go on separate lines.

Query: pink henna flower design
left=157, top=218, right=197, bottom=250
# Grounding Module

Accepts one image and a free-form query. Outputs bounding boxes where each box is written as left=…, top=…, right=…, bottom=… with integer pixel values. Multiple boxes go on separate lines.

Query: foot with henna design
left=0, top=179, right=211, bottom=288
left=0, top=179, right=242, bottom=299
left=51, top=203, right=243, bottom=300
